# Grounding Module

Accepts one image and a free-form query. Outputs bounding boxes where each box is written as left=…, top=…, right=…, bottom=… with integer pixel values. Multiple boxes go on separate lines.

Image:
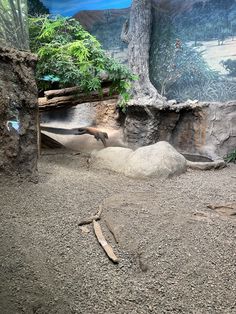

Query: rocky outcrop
left=41, top=99, right=120, bottom=129
left=91, top=141, right=187, bottom=178
left=124, top=101, right=236, bottom=160
left=0, top=47, right=38, bottom=179
left=40, top=99, right=126, bottom=152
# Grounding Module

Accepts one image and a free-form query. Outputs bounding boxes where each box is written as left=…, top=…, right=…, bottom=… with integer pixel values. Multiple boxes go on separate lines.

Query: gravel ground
left=0, top=151, right=236, bottom=314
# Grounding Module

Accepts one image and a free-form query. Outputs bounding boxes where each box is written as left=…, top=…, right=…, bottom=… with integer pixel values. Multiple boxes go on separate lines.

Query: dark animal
left=40, top=126, right=108, bottom=147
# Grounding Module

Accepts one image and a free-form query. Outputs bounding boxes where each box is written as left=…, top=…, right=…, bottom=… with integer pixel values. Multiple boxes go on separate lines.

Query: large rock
left=91, top=147, right=133, bottom=173
left=124, top=141, right=187, bottom=178
left=91, top=141, right=187, bottom=178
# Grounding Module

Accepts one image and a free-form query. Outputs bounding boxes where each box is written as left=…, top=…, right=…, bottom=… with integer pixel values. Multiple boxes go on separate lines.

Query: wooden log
left=44, top=82, right=113, bottom=99
left=44, top=86, right=81, bottom=99
left=38, top=95, right=77, bottom=106
left=38, top=88, right=118, bottom=110
left=104, top=219, right=119, bottom=243
left=93, top=220, right=119, bottom=263
left=207, top=202, right=236, bottom=216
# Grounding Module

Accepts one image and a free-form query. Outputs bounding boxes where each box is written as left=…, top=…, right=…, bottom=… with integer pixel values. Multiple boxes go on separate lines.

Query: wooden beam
left=44, top=81, right=113, bottom=99
left=44, top=86, right=81, bottom=99
left=38, top=87, right=118, bottom=111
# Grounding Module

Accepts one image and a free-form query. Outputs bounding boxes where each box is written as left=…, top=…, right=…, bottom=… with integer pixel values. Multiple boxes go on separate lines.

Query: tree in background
left=121, top=0, right=166, bottom=106
left=0, top=0, right=29, bottom=50
left=27, top=0, right=49, bottom=16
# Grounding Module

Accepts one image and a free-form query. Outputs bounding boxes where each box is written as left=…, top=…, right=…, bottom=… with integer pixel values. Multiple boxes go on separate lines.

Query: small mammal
left=41, top=126, right=108, bottom=147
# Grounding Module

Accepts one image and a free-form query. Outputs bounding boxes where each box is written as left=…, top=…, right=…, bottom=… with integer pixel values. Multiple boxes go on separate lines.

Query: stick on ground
left=104, top=219, right=119, bottom=243
left=78, top=205, right=103, bottom=226
left=93, top=220, right=119, bottom=263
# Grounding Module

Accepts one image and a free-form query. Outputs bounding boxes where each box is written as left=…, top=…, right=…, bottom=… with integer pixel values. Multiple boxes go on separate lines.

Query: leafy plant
left=224, top=149, right=236, bottom=163
left=29, top=16, right=135, bottom=109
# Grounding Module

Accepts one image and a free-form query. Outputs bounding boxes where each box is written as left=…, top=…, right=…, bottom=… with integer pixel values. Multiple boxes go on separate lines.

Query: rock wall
left=0, top=47, right=38, bottom=179
left=40, top=99, right=126, bottom=152
left=41, top=99, right=120, bottom=129
left=124, top=102, right=236, bottom=159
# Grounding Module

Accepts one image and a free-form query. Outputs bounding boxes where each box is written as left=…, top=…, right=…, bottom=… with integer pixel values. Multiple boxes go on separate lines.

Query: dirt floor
left=0, top=150, right=236, bottom=314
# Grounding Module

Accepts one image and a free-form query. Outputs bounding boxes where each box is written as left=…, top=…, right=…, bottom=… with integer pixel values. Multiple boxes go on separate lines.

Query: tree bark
left=44, top=86, right=81, bottom=99
left=122, top=0, right=166, bottom=107
left=38, top=87, right=118, bottom=111
left=0, top=47, right=38, bottom=180
left=44, top=81, right=112, bottom=99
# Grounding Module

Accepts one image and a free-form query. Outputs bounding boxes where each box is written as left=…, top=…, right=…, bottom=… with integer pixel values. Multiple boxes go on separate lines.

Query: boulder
left=91, top=147, right=133, bottom=173
left=124, top=141, right=186, bottom=178
left=91, top=141, right=187, bottom=178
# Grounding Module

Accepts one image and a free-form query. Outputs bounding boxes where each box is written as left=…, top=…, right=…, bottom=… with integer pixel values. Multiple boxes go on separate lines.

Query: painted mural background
left=2, top=0, right=236, bottom=102
left=74, top=0, right=236, bottom=102
left=150, top=0, right=236, bottom=101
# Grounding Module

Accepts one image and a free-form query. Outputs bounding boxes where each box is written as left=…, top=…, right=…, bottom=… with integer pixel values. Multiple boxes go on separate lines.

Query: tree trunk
left=122, top=0, right=165, bottom=107
left=0, top=47, right=38, bottom=180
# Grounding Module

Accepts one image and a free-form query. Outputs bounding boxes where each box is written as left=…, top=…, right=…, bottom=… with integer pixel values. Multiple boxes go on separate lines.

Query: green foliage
left=29, top=16, right=135, bottom=109
left=0, top=0, right=29, bottom=50
left=224, top=149, right=236, bottom=163
left=221, top=59, right=236, bottom=76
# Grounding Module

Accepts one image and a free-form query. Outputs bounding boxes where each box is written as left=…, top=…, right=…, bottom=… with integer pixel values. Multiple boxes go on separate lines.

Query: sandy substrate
left=0, top=151, right=235, bottom=314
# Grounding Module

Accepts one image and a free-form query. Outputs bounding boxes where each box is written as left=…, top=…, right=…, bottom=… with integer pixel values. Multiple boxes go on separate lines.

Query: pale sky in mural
left=41, top=0, right=131, bottom=16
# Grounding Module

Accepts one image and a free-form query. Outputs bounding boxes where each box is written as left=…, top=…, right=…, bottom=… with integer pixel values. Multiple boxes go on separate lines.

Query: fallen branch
left=44, top=81, right=113, bottom=99
left=44, top=86, right=81, bottom=99
left=41, top=132, right=64, bottom=149
left=78, top=205, right=103, bottom=226
left=38, top=87, right=118, bottom=110
left=207, top=202, right=236, bottom=216
left=207, top=203, right=236, bottom=210
left=93, top=220, right=119, bottom=263
left=104, top=219, right=119, bottom=243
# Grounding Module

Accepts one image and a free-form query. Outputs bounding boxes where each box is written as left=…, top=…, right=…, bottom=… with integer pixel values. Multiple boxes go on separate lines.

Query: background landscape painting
left=150, top=0, right=236, bottom=101
left=37, top=0, right=236, bottom=102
